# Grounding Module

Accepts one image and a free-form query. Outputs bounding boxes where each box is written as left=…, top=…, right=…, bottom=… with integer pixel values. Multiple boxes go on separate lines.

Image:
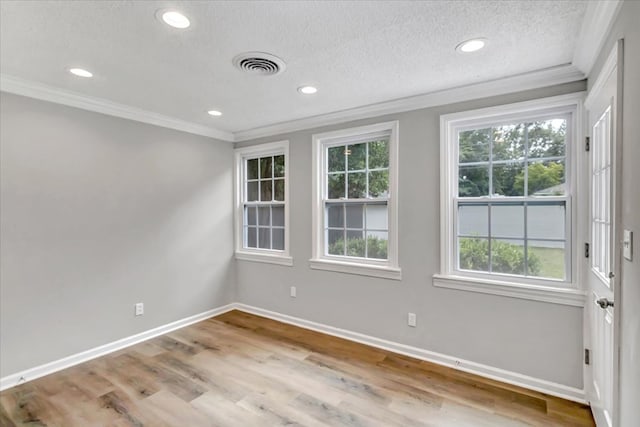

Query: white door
left=585, top=42, right=621, bottom=427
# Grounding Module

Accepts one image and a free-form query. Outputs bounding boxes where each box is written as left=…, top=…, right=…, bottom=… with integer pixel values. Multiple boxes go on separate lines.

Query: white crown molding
left=2, top=63, right=586, bottom=144
left=0, top=74, right=234, bottom=142
left=572, top=0, right=623, bottom=75
left=0, top=303, right=236, bottom=391
left=234, top=303, right=587, bottom=403
left=233, top=64, right=585, bottom=142
left=585, top=44, right=618, bottom=109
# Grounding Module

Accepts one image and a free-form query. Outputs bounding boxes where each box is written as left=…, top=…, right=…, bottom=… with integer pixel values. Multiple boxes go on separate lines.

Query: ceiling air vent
left=232, top=52, right=286, bottom=76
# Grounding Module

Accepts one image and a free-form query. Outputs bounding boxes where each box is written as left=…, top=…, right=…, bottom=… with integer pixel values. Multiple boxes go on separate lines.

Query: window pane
left=492, top=162, right=524, bottom=196
left=346, top=230, right=365, bottom=257
left=258, top=228, right=271, bottom=249
left=272, top=206, right=284, bottom=227
left=491, top=204, right=524, bottom=238
left=347, top=143, right=366, bottom=171
left=258, top=206, right=270, bottom=226
left=274, top=179, right=285, bottom=201
left=528, top=203, right=565, bottom=240
left=528, top=160, right=565, bottom=196
left=328, top=146, right=345, bottom=172
left=492, top=124, right=525, bottom=162
left=528, top=240, right=565, bottom=280
left=260, top=180, right=273, bottom=201
left=246, top=226, right=257, bottom=248
left=458, top=204, right=488, bottom=236
left=327, top=205, right=344, bottom=228
left=274, top=155, right=285, bottom=177
left=459, top=128, right=490, bottom=163
left=491, top=239, right=525, bottom=275
left=347, top=172, right=366, bottom=198
left=527, top=119, right=566, bottom=159
left=459, top=165, right=489, bottom=197
left=328, top=173, right=345, bottom=199
left=368, top=170, right=389, bottom=198
left=260, top=157, right=273, bottom=178
left=272, top=228, right=284, bottom=250
left=247, top=181, right=259, bottom=201
left=346, top=204, right=364, bottom=229
left=328, top=229, right=344, bottom=255
left=247, top=159, right=259, bottom=180
left=367, top=231, right=388, bottom=259
left=366, top=204, right=387, bottom=230
left=246, top=206, right=257, bottom=226
left=458, top=237, right=489, bottom=272
left=368, top=140, right=389, bottom=169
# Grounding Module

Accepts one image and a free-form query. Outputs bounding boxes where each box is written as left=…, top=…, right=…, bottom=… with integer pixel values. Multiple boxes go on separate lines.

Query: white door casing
left=584, top=40, right=623, bottom=427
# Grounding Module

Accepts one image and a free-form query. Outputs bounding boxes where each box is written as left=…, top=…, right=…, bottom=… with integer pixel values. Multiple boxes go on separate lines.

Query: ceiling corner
left=572, top=0, right=623, bottom=76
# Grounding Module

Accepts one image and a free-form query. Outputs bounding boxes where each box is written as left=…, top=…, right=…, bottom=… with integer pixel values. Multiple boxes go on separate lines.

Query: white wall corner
left=572, top=0, right=623, bottom=75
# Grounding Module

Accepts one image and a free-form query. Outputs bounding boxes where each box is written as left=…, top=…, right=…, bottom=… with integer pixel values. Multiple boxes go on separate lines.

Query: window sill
left=432, top=274, right=586, bottom=307
left=235, top=251, right=293, bottom=266
left=309, top=258, right=402, bottom=280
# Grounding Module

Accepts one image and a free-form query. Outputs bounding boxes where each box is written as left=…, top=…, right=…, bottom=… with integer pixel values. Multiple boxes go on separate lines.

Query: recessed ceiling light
left=456, top=38, right=487, bottom=53
left=207, top=110, right=222, bottom=117
left=298, top=86, right=318, bottom=95
left=159, top=10, right=190, bottom=29
left=69, top=68, right=93, bottom=78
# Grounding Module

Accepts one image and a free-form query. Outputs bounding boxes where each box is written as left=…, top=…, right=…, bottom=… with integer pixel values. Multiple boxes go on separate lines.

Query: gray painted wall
left=235, top=81, right=587, bottom=388
left=589, top=1, right=640, bottom=425
left=0, top=93, right=236, bottom=376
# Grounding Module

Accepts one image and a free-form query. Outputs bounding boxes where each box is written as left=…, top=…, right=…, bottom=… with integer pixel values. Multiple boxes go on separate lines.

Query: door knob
left=596, top=298, right=614, bottom=309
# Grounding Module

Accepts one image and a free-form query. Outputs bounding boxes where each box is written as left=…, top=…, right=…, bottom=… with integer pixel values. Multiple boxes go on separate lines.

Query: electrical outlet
left=135, top=303, right=144, bottom=316
left=290, top=286, right=297, bottom=298
left=408, top=312, right=417, bottom=327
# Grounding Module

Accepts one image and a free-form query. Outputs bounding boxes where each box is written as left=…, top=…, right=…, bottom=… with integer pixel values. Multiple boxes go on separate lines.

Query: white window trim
left=234, top=140, right=292, bottom=266
left=435, top=93, right=587, bottom=306
left=310, top=121, right=401, bottom=280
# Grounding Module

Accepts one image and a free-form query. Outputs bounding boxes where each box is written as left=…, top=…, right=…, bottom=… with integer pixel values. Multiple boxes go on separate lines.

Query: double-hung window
left=234, top=140, right=291, bottom=266
left=311, top=121, right=400, bottom=279
left=436, top=95, right=584, bottom=303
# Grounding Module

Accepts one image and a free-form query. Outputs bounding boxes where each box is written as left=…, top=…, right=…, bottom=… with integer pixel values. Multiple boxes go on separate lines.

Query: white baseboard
left=0, top=303, right=235, bottom=391
left=1, top=301, right=587, bottom=404
left=233, top=303, right=588, bottom=404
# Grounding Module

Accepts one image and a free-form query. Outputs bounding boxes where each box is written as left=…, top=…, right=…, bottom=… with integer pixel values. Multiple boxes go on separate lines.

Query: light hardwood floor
left=0, top=310, right=594, bottom=426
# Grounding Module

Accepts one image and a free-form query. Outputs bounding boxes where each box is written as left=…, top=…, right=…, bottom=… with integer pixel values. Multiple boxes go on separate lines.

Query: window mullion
left=524, top=123, right=530, bottom=197
left=342, top=203, right=347, bottom=256
left=344, top=147, right=349, bottom=199
left=488, top=127, right=493, bottom=273
left=488, top=128, right=494, bottom=196
left=523, top=124, right=530, bottom=276
left=524, top=201, right=529, bottom=276
left=488, top=201, right=492, bottom=273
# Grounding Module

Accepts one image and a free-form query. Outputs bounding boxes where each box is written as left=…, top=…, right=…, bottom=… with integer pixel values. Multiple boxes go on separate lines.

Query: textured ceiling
left=0, top=1, right=588, bottom=134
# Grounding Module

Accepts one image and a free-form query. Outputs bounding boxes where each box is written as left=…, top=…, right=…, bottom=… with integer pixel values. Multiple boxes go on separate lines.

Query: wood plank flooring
left=0, top=310, right=595, bottom=426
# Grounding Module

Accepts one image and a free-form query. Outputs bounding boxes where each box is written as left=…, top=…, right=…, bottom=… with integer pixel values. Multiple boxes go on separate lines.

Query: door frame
left=583, top=39, right=624, bottom=426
